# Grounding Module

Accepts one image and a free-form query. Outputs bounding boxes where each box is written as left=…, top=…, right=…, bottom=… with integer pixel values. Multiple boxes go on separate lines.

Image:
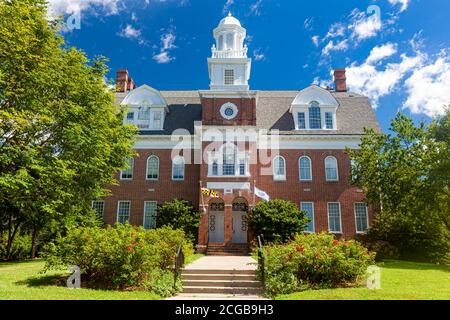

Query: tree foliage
left=0, top=0, right=136, bottom=260
left=348, top=112, right=450, bottom=263
left=250, top=199, right=308, bottom=243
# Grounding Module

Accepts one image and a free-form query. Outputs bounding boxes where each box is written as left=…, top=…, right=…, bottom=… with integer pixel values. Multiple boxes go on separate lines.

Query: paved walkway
left=166, top=256, right=268, bottom=300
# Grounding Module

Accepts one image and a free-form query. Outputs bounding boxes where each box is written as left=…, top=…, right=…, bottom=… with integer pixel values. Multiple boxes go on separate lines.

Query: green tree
left=348, top=113, right=449, bottom=262
left=249, top=199, right=308, bottom=243
left=156, top=199, right=201, bottom=242
left=0, top=0, right=136, bottom=260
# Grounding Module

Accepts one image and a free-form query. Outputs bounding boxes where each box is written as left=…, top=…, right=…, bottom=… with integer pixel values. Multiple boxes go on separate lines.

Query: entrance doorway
left=208, top=200, right=225, bottom=243
left=232, top=199, right=248, bottom=244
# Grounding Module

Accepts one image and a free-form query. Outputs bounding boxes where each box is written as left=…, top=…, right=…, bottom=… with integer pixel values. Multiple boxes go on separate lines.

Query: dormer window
left=224, top=69, right=234, bottom=85
left=325, top=112, right=334, bottom=129
left=126, top=112, right=134, bottom=121
left=297, top=112, right=306, bottom=129
left=151, top=110, right=163, bottom=130
left=309, top=101, right=322, bottom=129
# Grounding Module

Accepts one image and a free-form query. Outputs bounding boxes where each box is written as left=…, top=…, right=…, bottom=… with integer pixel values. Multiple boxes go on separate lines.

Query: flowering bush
left=260, top=233, right=375, bottom=296
left=42, top=223, right=194, bottom=296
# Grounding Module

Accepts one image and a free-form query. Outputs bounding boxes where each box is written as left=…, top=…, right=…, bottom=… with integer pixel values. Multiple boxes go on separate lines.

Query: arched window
left=223, top=144, right=236, bottom=176
left=218, top=34, right=224, bottom=50
left=309, top=101, right=322, bottom=129
left=226, top=33, right=234, bottom=50
left=172, top=156, right=185, bottom=181
left=146, top=156, right=159, bottom=180
left=273, top=156, right=286, bottom=181
left=325, top=156, right=339, bottom=181
left=299, top=156, right=312, bottom=181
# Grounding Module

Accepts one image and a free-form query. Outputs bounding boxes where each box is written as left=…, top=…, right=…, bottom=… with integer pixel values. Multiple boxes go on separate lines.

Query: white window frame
left=120, top=158, right=134, bottom=181
left=273, top=156, right=286, bottom=181
left=150, top=110, right=164, bottom=130
left=207, top=145, right=249, bottom=178
left=146, top=155, right=159, bottom=181
left=299, top=156, right=312, bottom=181
left=354, top=203, right=369, bottom=234
left=117, top=201, right=131, bottom=224
left=300, top=202, right=315, bottom=233
left=325, top=112, right=334, bottom=130
left=325, top=156, right=339, bottom=182
left=143, top=201, right=158, bottom=230
left=297, top=112, right=306, bottom=129
left=91, top=200, right=105, bottom=218
left=172, top=156, right=185, bottom=181
left=224, top=69, right=234, bottom=85
left=327, top=202, right=342, bottom=234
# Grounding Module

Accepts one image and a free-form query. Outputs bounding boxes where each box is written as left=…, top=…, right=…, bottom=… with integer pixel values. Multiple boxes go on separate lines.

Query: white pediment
left=291, top=85, right=339, bottom=108
left=121, top=85, right=167, bottom=106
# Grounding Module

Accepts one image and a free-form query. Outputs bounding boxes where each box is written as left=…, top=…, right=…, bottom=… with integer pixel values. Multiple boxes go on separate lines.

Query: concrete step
left=183, top=286, right=263, bottom=295
left=182, top=269, right=256, bottom=275
left=183, top=280, right=261, bottom=288
left=182, top=274, right=257, bottom=281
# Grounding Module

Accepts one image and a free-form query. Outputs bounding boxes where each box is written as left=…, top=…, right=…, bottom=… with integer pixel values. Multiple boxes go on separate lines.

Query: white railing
left=211, top=46, right=248, bottom=58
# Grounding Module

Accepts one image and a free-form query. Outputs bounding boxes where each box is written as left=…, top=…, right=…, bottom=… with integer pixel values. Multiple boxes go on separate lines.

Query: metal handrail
left=173, top=241, right=185, bottom=291
left=257, top=235, right=265, bottom=290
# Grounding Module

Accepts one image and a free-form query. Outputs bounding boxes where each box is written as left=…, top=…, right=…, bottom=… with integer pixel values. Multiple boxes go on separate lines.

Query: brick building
left=95, top=14, right=380, bottom=254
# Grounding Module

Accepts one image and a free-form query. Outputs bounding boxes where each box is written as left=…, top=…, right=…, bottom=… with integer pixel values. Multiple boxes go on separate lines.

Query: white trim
left=207, top=182, right=251, bottom=190
left=91, top=200, right=105, bottom=218
left=172, top=156, right=185, bottom=181
left=272, top=155, right=286, bottom=181
left=354, top=202, right=369, bottom=234
left=117, top=200, right=131, bottom=223
left=146, top=155, right=160, bottom=181
left=143, top=201, right=158, bottom=229
left=299, top=156, right=313, bottom=181
left=300, top=202, right=315, bottom=233
left=327, top=202, right=342, bottom=234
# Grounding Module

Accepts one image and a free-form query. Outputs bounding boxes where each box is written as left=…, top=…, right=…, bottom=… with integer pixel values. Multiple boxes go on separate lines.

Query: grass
left=185, top=253, right=205, bottom=265
left=0, top=260, right=161, bottom=300
left=276, top=260, right=450, bottom=300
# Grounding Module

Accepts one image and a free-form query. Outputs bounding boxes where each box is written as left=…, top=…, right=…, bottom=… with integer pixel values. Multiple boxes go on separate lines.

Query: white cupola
left=207, top=13, right=252, bottom=91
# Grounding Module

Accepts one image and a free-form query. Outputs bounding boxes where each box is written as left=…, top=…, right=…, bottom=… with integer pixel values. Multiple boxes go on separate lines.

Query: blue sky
left=49, top=0, right=450, bottom=132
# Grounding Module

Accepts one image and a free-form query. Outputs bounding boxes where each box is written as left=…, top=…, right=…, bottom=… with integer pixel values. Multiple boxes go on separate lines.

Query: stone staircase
left=206, top=244, right=249, bottom=256
left=182, top=268, right=263, bottom=295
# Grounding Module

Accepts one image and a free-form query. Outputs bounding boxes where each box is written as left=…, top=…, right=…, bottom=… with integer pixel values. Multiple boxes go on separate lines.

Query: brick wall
left=201, top=97, right=256, bottom=126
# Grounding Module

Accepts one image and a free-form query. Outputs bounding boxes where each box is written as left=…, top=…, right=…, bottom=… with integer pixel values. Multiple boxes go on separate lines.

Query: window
left=120, top=158, right=134, bottom=180
left=146, top=156, right=159, bottom=180
left=223, top=145, right=236, bottom=176
left=91, top=201, right=104, bottom=218
left=117, top=201, right=131, bottom=224
left=355, top=203, right=369, bottom=233
left=325, top=156, right=339, bottom=181
left=226, top=33, right=234, bottom=49
left=301, top=202, right=315, bottom=233
left=299, top=156, right=312, bottom=181
left=212, top=160, right=219, bottom=176
left=172, top=156, right=185, bottom=180
left=328, top=202, right=342, bottom=233
left=297, top=112, right=306, bottom=129
left=325, top=112, right=334, bottom=129
left=151, top=110, right=163, bottom=130
left=239, top=159, right=247, bottom=176
left=143, top=201, right=157, bottom=229
left=224, top=69, right=234, bottom=85
left=126, top=112, right=134, bottom=120
left=309, top=101, right=322, bottom=129
left=273, top=156, right=286, bottom=181
left=138, top=107, right=150, bottom=120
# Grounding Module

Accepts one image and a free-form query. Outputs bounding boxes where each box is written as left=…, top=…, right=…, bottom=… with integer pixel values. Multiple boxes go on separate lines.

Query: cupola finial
left=228, top=12, right=232, bottom=17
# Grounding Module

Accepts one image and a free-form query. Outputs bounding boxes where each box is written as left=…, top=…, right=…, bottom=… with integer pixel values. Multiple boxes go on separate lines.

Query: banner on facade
left=201, top=187, right=220, bottom=198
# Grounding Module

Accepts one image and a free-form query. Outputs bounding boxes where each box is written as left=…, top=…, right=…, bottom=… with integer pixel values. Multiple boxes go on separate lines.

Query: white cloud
left=47, top=0, right=121, bottom=18
left=348, top=8, right=382, bottom=41
left=223, top=0, right=234, bottom=14
left=388, top=0, right=410, bottom=12
left=366, top=43, right=397, bottom=64
left=119, top=25, right=141, bottom=39
left=322, top=40, right=349, bottom=56
left=253, top=48, right=266, bottom=61
left=311, top=35, right=319, bottom=47
left=404, top=52, right=450, bottom=116
left=249, top=0, right=263, bottom=16
left=303, top=17, right=314, bottom=31
left=153, top=30, right=177, bottom=64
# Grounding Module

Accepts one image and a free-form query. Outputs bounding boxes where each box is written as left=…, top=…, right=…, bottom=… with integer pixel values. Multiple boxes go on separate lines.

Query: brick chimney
left=116, top=69, right=136, bottom=92
left=334, top=68, right=347, bottom=92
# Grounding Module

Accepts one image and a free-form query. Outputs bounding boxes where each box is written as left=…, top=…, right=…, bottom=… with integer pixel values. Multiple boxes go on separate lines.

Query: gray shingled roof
left=115, top=90, right=381, bottom=135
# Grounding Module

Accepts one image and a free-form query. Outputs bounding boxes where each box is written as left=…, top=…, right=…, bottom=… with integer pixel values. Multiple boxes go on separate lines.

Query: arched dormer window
left=273, top=156, right=286, bottom=181
left=172, top=156, right=185, bottom=181
left=299, top=156, right=312, bottom=181
left=309, top=101, right=322, bottom=129
left=325, top=156, right=339, bottom=181
left=146, top=155, right=159, bottom=180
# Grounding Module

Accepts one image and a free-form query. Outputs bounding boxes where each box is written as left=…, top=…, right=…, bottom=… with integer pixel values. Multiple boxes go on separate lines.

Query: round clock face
left=220, top=102, right=238, bottom=120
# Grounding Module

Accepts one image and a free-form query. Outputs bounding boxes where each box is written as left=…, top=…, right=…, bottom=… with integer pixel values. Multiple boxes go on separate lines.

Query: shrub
left=249, top=199, right=309, bottom=243
left=157, top=199, right=201, bottom=243
left=259, top=233, right=376, bottom=297
left=42, top=223, right=194, bottom=297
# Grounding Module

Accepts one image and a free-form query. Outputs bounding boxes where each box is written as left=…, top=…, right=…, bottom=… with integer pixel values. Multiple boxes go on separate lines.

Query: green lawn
left=276, top=260, right=450, bottom=300
left=0, top=260, right=161, bottom=300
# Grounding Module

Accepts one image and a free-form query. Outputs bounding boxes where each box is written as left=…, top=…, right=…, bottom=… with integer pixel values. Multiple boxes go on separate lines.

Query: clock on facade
left=220, top=102, right=238, bottom=120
